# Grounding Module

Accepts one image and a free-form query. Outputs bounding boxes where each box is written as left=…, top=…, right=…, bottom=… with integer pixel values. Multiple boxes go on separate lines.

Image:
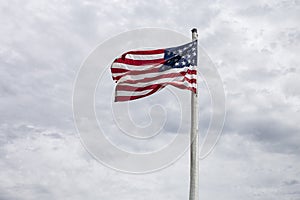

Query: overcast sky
left=0, top=0, right=300, bottom=199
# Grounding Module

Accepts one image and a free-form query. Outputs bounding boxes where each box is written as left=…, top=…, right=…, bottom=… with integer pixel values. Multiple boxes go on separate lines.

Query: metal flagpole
left=189, top=28, right=199, bottom=200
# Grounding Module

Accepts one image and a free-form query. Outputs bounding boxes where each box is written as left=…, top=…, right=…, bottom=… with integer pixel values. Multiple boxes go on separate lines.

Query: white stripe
left=117, top=77, right=193, bottom=88
left=169, top=80, right=196, bottom=89
left=111, top=63, right=163, bottom=71
left=112, top=72, right=126, bottom=78
left=185, top=73, right=197, bottom=80
left=116, top=67, right=189, bottom=82
left=112, top=63, right=162, bottom=78
left=113, top=68, right=196, bottom=81
left=182, top=80, right=197, bottom=88
left=125, top=53, right=164, bottom=60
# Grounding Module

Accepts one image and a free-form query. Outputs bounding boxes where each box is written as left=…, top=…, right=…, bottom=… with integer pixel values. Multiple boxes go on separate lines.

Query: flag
left=111, top=40, right=198, bottom=102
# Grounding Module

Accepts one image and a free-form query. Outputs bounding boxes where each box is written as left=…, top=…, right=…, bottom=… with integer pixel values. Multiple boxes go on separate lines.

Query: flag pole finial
left=191, top=28, right=198, bottom=41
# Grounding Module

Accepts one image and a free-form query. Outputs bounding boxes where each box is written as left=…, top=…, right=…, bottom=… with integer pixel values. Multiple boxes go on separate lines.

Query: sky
left=0, top=0, right=300, bottom=199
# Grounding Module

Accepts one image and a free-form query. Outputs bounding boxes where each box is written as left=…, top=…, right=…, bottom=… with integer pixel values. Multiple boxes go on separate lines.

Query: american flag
left=111, top=40, right=198, bottom=102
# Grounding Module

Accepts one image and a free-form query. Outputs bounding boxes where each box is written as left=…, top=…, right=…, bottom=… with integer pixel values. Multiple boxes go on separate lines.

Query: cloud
left=0, top=0, right=300, bottom=199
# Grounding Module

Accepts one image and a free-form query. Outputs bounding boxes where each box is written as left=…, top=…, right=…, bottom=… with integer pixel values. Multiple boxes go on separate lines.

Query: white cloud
left=0, top=0, right=300, bottom=199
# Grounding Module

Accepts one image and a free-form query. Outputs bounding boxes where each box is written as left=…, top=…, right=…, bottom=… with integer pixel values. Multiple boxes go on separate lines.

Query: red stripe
left=167, top=82, right=196, bottom=93
left=112, top=67, right=196, bottom=77
left=115, top=85, right=163, bottom=102
left=113, top=76, right=120, bottom=81
left=121, top=73, right=186, bottom=84
left=112, top=65, right=160, bottom=75
left=122, top=49, right=164, bottom=56
left=111, top=68, right=129, bottom=73
left=114, top=58, right=165, bottom=66
left=184, top=77, right=197, bottom=84
left=187, top=69, right=197, bottom=75
left=112, top=67, right=160, bottom=81
left=116, top=79, right=196, bottom=91
left=117, top=84, right=164, bottom=92
left=112, top=67, right=196, bottom=81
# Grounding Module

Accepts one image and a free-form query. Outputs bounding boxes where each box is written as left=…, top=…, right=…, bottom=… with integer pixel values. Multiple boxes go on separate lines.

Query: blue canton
left=160, top=40, right=197, bottom=72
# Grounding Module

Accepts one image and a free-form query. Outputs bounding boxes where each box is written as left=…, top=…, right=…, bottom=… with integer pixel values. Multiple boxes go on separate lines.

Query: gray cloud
left=0, top=0, right=300, bottom=199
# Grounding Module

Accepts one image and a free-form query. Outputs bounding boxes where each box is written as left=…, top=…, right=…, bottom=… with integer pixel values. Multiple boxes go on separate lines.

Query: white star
left=193, top=52, right=196, bottom=56
left=175, top=62, right=179, bottom=66
left=181, top=61, right=186, bottom=65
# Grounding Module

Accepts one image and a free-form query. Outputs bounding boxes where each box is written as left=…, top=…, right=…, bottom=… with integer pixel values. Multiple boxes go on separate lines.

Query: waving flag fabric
left=111, top=41, right=198, bottom=102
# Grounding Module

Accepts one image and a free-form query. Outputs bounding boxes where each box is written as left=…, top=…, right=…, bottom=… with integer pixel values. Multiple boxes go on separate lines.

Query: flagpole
left=189, top=28, right=199, bottom=200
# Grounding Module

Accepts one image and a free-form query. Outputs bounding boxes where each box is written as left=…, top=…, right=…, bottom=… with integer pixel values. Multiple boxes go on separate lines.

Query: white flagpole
left=189, top=28, right=199, bottom=200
